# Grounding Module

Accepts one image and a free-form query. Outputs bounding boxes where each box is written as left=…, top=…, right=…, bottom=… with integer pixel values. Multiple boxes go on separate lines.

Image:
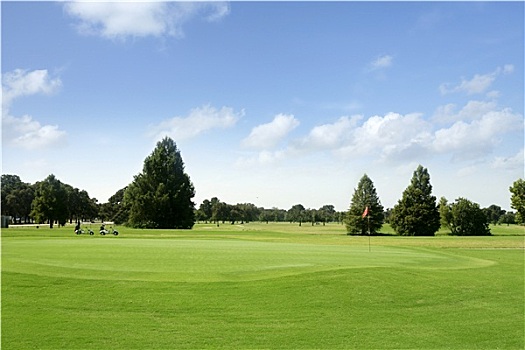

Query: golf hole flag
left=362, top=206, right=369, bottom=218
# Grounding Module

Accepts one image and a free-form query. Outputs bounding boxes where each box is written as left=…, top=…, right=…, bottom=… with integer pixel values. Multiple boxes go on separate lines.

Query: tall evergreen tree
left=345, top=174, right=384, bottom=235
left=124, top=137, right=195, bottom=229
left=391, top=165, right=440, bottom=236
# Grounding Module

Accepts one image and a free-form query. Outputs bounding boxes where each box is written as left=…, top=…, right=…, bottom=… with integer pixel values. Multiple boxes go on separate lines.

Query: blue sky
left=2, top=1, right=524, bottom=211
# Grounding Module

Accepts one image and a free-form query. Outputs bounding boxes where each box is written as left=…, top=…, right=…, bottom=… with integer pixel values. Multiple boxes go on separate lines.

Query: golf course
left=2, top=223, right=524, bottom=349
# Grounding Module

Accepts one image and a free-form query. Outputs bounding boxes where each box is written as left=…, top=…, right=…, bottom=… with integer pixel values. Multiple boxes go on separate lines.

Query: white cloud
left=457, top=165, right=478, bottom=178
left=236, top=149, right=289, bottom=167
left=432, top=107, right=523, bottom=160
left=491, top=149, right=524, bottom=170
left=2, top=112, right=68, bottom=150
left=2, top=69, right=67, bottom=150
left=502, top=64, right=514, bottom=74
left=298, top=115, right=361, bottom=150
left=337, top=112, right=432, bottom=161
left=64, top=2, right=230, bottom=40
left=369, top=55, right=393, bottom=71
left=440, top=65, right=514, bottom=95
left=236, top=99, right=522, bottom=171
left=432, top=103, right=457, bottom=123
left=2, top=114, right=67, bottom=150
left=486, top=90, right=501, bottom=99
left=441, top=73, right=496, bottom=95
left=2, top=69, right=61, bottom=107
left=433, top=100, right=498, bottom=124
left=204, top=2, right=230, bottom=22
left=148, top=105, right=243, bottom=142
left=242, top=114, right=300, bottom=150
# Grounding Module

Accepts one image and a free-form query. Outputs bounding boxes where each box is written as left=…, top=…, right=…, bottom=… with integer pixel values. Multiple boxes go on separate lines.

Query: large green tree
left=30, top=174, right=69, bottom=228
left=442, top=198, right=491, bottom=236
left=287, top=204, right=306, bottom=226
left=1, top=174, right=34, bottom=223
left=391, top=165, right=440, bottom=236
left=124, top=137, right=195, bottom=229
left=210, top=198, right=229, bottom=225
left=345, top=174, right=384, bottom=235
left=482, top=204, right=505, bottom=225
left=510, top=178, right=525, bottom=225
left=318, top=204, right=336, bottom=225
left=1, top=174, right=23, bottom=215
left=198, top=199, right=213, bottom=222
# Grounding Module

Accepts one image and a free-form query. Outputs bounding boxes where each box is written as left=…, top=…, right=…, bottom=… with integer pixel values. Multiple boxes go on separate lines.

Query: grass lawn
left=2, top=223, right=524, bottom=349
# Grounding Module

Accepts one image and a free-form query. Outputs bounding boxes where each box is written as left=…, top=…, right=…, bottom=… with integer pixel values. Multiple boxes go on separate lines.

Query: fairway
left=2, top=223, right=524, bottom=349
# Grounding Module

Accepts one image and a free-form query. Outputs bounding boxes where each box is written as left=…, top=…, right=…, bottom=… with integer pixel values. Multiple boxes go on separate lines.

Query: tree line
left=2, top=137, right=524, bottom=234
left=195, top=199, right=343, bottom=226
left=1, top=174, right=98, bottom=228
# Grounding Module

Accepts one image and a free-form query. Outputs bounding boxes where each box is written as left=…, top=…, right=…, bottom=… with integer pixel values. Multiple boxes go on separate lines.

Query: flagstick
left=368, top=214, right=371, bottom=252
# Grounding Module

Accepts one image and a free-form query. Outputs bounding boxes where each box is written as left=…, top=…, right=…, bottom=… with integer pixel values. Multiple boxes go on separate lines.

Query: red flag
left=362, top=206, right=369, bottom=218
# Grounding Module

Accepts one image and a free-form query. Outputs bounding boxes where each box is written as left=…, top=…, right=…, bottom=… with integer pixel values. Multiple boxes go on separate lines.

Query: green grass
left=2, top=223, right=524, bottom=349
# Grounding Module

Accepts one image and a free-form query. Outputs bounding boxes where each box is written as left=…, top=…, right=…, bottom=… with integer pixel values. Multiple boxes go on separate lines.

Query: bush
left=443, top=198, right=491, bottom=236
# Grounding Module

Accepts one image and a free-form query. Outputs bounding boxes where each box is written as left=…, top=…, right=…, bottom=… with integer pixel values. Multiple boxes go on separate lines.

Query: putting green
left=2, top=238, right=494, bottom=282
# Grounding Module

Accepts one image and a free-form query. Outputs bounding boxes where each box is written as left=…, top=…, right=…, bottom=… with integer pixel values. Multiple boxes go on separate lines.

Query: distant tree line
left=1, top=174, right=98, bottom=228
left=2, top=137, right=524, bottom=234
left=194, top=199, right=343, bottom=226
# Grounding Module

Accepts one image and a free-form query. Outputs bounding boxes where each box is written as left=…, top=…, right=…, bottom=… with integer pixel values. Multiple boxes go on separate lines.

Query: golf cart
left=74, top=222, right=94, bottom=235
left=99, top=224, right=119, bottom=236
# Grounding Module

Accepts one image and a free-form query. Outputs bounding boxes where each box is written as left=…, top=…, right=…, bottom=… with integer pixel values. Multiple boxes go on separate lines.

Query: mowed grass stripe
left=3, top=238, right=494, bottom=282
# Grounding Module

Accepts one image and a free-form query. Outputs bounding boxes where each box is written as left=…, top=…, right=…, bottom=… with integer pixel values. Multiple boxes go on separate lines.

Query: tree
left=259, top=209, right=272, bottom=223
left=498, top=212, right=516, bottom=226
left=318, top=205, right=336, bottom=225
left=383, top=208, right=393, bottom=224
left=345, top=174, right=384, bottom=235
left=483, top=204, right=505, bottom=225
left=210, top=197, right=229, bottom=225
left=1, top=174, right=22, bottom=216
left=229, top=204, right=243, bottom=224
left=1, top=175, right=35, bottom=223
left=65, top=185, right=81, bottom=223
left=199, top=199, right=213, bottom=222
left=271, top=207, right=287, bottom=222
left=287, top=204, right=306, bottom=226
left=510, top=179, right=525, bottom=225
left=438, top=197, right=452, bottom=229
left=391, top=165, right=440, bottom=236
left=306, top=208, right=318, bottom=226
left=30, top=174, right=69, bottom=228
left=2, top=175, right=35, bottom=224
left=124, top=137, right=195, bottom=229
left=100, top=187, right=128, bottom=224
left=259, top=207, right=286, bottom=222
left=242, top=203, right=260, bottom=223
left=6, top=187, right=35, bottom=224
left=442, top=198, right=491, bottom=236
